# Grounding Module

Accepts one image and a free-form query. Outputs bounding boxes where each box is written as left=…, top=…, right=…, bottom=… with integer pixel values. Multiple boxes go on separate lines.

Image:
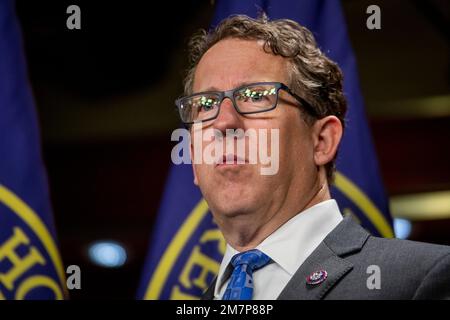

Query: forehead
left=193, top=38, right=289, bottom=92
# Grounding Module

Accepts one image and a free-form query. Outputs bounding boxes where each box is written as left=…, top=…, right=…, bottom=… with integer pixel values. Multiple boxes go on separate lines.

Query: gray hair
left=183, top=14, right=347, bottom=182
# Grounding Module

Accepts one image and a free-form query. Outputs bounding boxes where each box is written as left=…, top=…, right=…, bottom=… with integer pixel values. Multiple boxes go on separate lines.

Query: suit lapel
left=202, top=215, right=370, bottom=300
left=277, top=216, right=370, bottom=300
left=201, top=277, right=216, bottom=300
left=276, top=241, right=353, bottom=299
left=202, top=263, right=233, bottom=300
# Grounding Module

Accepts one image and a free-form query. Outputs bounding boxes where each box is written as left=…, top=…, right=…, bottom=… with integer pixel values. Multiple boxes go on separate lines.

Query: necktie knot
left=231, top=249, right=271, bottom=271
left=222, top=249, right=271, bottom=300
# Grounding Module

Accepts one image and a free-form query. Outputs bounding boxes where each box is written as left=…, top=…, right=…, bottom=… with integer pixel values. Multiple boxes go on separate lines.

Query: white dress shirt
left=214, top=199, right=343, bottom=300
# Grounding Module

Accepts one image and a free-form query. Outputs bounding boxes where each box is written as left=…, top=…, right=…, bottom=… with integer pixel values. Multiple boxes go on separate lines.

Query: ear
left=312, top=116, right=343, bottom=167
left=190, top=139, right=199, bottom=186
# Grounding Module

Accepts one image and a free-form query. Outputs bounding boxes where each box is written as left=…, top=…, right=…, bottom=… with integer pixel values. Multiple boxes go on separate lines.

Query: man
left=175, top=15, right=450, bottom=299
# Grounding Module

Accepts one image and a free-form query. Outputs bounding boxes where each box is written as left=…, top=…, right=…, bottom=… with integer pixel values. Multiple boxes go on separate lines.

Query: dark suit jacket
left=202, top=216, right=450, bottom=300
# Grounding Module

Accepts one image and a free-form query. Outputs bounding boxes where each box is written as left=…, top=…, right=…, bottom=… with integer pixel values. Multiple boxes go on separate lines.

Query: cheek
left=193, top=162, right=211, bottom=185
left=279, top=116, right=314, bottom=168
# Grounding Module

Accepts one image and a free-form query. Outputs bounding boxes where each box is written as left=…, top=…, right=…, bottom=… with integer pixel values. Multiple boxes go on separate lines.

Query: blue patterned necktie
left=222, top=249, right=272, bottom=300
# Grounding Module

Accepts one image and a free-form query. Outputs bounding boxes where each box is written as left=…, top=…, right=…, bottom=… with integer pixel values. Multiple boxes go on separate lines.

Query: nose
left=213, top=97, right=244, bottom=134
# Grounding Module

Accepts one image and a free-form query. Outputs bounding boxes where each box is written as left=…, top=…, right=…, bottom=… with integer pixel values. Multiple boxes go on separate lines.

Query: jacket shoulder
left=363, top=235, right=450, bottom=263
left=346, top=235, right=450, bottom=299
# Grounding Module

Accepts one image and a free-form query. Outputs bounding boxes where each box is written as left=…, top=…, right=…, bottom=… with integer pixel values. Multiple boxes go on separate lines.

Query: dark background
left=15, top=0, right=450, bottom=299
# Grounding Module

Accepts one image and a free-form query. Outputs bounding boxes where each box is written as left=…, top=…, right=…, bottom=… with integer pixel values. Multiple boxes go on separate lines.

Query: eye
left=196, top=96, right=217, bottom=111
left=237, top=87, right=274, bottom=103
left=250, top=93, right=264, bottom=102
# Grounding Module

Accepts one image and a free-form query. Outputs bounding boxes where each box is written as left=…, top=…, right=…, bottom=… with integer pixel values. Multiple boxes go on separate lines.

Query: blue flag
left=138, top=0, right=393, bottom=300
left=0, top=0, right=66, bottom=299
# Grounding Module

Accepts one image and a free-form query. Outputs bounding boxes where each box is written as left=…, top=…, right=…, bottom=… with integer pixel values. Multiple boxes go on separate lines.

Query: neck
left=216, top=175, right=331, bottom=252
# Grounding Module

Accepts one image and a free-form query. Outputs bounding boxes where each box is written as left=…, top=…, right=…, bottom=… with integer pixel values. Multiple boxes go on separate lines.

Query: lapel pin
left=306, top=269, right=328, bottom=285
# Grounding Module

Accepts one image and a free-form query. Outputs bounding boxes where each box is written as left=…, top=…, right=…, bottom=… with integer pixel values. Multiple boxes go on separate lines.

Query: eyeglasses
left=175, top=82, right=318, bottom=125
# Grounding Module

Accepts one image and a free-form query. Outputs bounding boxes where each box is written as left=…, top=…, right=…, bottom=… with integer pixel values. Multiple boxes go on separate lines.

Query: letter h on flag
left=138, top=0, right=394, bottom=300
left=0, top=0, right=66, bottom=299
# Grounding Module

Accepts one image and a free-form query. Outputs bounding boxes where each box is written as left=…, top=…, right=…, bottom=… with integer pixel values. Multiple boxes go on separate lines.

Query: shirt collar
left=214, top=199, right=343, bottom=296
left=215, top=244, right=238, bottom=296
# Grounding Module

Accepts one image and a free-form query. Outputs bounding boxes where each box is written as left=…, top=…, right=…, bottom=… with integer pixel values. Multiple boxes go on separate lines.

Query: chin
left=209, top=195, right=258, bottom=219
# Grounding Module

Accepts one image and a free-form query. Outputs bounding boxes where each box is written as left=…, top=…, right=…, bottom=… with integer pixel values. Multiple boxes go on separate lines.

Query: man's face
left=191, top=38, right=319, bottom=225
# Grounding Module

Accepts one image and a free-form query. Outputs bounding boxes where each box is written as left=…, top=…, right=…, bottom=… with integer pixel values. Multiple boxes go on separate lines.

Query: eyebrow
left=199, top=81, right=261, bottom=93
left=200, top=86, right=220, bottom=92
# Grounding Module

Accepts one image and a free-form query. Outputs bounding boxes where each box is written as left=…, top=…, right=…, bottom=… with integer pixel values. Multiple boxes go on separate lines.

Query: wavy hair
left=183, top=14, right=347, bottom=182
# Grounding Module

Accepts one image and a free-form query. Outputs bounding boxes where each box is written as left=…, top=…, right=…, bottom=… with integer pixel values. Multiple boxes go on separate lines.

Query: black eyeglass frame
left=175, top=81, right=318, bottom=125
